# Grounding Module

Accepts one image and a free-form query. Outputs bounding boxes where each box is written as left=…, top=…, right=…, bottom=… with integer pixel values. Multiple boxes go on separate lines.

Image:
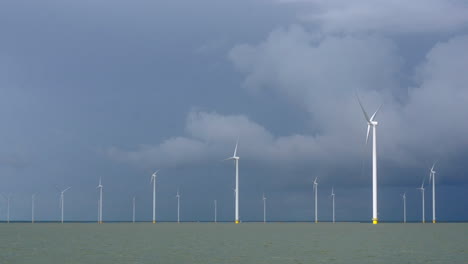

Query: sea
left=0, top=222, right=466, bottom=263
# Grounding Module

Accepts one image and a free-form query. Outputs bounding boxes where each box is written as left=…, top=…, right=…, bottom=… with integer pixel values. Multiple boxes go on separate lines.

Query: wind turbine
left=150, top=170, right=160, bottom=223
left=429, top=162, right=437, bottom=223
left=57, top=187, right=71, bottom=224
left=32, top=193, right=37, bottom=223
left=331, top=187, right=335, bottom=223
left=132, top=196, right=136, bottom=223
left=97, top=177, right=103, bottom=224
left=214, top=200, right=217, bottom=223
left=313, top=177, right=318, bottom=223
left=417, top=180, right=425, bottom=223
left=357, top=95, right=382, bottom=224
left=1, top=194, right=11, bottom=223
left=401, top=192, right=406, bottom=223
left=262, top=193, right=266, bottom=223
left=225, top=138, right=240, bottom=224
left=176, top=189, right=180, bottom=223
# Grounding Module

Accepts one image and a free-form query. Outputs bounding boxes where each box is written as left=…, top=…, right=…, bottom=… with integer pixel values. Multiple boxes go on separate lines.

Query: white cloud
left=278, top=0, right=468, bottom=33
left=228, top=24, right=468, bottom=173
left=108, top=111, right=324, bottom=169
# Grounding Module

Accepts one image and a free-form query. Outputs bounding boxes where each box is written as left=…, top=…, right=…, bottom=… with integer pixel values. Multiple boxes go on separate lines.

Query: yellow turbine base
left=153, top=220, right=156, bottom=224
left=235, top=220, right=240, bottom=224
left=433, top=220, right=436, bottom=224
left=372, top=218, right=378, bottom=224
left=315, top=221, right=318, bottom=223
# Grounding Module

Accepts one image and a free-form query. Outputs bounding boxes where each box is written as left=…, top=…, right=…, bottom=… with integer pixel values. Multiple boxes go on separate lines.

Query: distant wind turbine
left=313, top=177, right=318, bottom=223
left=176, top=189, right=180, bottom=223
left=32, top=193, right=37, bottom=223
left=150, top=170, right=160, bottom=223
left=357, top=95, right=382, bottom=224
left=225, top=138, right=240, bottom=224
left=57, top=187, right=71, bottom=224
left=417, top=180, right=426, bottom=223
left=214, top=200, right=217, bottom=223
left=1, top=194, right=11, bottom=223
left=331, top=187, right=335, bottom=223
left=401, top=193, right=406, bottom=223
left=132, top=196, right=136, bottom=223
left=429, top=162, right=438, bottom=223
left=97, top=177, right=103, bottom=224
left=262, top=193, right=266, bottom=223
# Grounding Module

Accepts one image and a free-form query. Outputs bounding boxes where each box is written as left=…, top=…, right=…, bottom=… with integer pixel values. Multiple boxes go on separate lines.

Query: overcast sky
left=1, top=0, right=468, bottom=222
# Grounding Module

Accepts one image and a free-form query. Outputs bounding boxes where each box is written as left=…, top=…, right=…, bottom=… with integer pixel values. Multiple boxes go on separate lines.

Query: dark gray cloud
left=1, top=0, right=467, bottom=222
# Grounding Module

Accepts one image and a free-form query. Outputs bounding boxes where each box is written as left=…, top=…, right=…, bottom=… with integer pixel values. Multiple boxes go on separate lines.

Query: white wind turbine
left=97, top=177, right=103, bottom=224
left=357, top=95, right=382, bottom=224
left=417, top=179, right=426, bottom=223
left=401, top=192, right=406, bottom=223
left=57, top=187, right=71, bottom=224
left=150, top=170, right=160, bottom=223
left=32, top=193, right=37, bottom=223
left=132, top=196, right=136, bottom=223
left=331, top=187, right=335, bottom=223
left=262, top=193, right=266, bottom=223
left=214, top=200, right=217, bottom=223
left=225, top=138, right=240, bottom=224
left=313, top=177, right=318, bottom=223
left=176, top=189, right=180, bottom=223
left=1, top=194, right=11, bottom=223
left=429, top=162, right=438, bottom=223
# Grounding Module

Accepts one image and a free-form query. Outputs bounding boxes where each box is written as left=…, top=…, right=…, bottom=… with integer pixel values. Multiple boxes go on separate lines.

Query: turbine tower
left=331, top=187, right=335, bottom=223
left=313, top=177, right=318, bottom=223
left=176, top=189, right=180, bottom=223
left=97, top=177, right=103, bottom=224
left=32, top=193, right=37, bottom=224
left=1, top=194, right=11, bottom=223
left=417, top=180, right=425, bottom=223
left=214, top=200, right=217, bottom=223
left=401, top=192, right=406, bottom=223
left=357, top=95, right=382, bottom=224
left=262, top=193, right=266, bottom=223
left=225, top=138, right=240, bottom=224
left=429, top=163, right=437, bottom=223
left=57, top=187, right=71, bottom=224
left=150, top=170, right=160, bottom=224
left=132, top=196, right=136, bottom=223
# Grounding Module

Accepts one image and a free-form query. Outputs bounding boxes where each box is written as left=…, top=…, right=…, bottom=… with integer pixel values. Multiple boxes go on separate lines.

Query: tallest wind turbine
left=225, top=138, right=240, bottom=224
left=357, top=95, right=382, bottom=224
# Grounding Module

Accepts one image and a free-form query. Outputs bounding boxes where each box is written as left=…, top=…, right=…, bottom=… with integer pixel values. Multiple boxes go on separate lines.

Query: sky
left=1, top=0, right=468, bottom=222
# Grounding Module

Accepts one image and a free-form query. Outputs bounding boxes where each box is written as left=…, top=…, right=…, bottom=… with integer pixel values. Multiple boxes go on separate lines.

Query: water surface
left=0, top=223, right=466, bottom=263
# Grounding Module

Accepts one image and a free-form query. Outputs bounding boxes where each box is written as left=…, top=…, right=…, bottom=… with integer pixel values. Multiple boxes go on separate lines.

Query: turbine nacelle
left=150, top=170, right=160, bottom=183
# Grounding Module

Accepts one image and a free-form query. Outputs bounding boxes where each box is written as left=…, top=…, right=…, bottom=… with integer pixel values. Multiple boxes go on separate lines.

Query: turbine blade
left=356, top=94, right=371, bottom=122
left=366, top=125, right=371, bottom=144
left=370, top=104, right=382, bottom=121
left=233, top=137, right=239, bottom=157
left=63, top=187, right=71, bottom=192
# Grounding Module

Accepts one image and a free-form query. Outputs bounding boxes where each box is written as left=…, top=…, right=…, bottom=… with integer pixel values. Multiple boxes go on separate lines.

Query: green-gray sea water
left=0, top=223, right=467, bottom=264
